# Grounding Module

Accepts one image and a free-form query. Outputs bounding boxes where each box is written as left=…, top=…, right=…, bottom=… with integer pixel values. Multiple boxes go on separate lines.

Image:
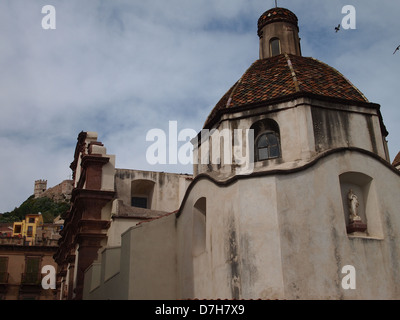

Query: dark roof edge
left=204, top=91, right=380, bottom=130
left=176, top=147, right=399, bottom=218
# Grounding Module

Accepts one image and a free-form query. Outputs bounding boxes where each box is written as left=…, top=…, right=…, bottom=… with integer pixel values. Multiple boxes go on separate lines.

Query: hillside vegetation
left=0, top=196, right=70, bottom=223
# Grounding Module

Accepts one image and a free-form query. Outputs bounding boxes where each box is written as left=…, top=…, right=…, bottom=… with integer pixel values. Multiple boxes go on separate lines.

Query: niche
left=192, top=197, right=207, bottom=256
left=339, top=172, right=382, bottom=238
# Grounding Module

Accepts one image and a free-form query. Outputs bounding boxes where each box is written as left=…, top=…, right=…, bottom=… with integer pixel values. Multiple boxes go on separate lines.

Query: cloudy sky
left=0, top=0, right=399, bottom=213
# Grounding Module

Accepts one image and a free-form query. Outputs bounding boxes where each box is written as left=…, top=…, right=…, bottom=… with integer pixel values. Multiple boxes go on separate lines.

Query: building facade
left=57, top=6, right=400, bottom=300
left=54, top=132, right=192, bottom=300
left=12, top=214, right=44, bottom=246
left=0, top=219, right=59, bottom=300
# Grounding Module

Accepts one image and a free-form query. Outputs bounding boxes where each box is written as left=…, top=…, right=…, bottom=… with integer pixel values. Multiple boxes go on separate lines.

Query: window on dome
left=250, top=119, right=281, bottom=162
left=256, top=132, right=281, bottom=161
left=270, top=38, right=281, bottom=56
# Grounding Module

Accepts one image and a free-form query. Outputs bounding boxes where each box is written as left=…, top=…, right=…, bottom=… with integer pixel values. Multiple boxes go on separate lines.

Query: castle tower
left=34, top=179, right=47, bottom=198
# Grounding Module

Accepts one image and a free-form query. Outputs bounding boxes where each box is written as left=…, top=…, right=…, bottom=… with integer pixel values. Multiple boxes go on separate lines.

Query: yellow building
left=12, top=214, right=44, bottom=246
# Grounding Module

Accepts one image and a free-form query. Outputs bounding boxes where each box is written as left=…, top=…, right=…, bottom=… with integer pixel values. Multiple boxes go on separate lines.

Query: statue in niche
left=347, top=189, right=362, bottom=222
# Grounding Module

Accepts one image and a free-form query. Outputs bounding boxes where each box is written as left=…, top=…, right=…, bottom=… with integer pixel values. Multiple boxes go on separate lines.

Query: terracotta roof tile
left=392, top=152, right=400, bottom=167
left=0, top=223, right=13, bottom=233
left=204, top=54, right=368, bottom=128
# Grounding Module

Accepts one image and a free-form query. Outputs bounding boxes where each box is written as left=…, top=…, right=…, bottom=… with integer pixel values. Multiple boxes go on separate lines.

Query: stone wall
left=39, top=180, right=73, bottom=202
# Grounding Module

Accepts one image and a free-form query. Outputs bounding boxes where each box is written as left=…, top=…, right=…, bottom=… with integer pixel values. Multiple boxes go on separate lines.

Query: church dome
left=204, top=53, right=368, bottom=128
left=257, top=7, right=299, bottom=36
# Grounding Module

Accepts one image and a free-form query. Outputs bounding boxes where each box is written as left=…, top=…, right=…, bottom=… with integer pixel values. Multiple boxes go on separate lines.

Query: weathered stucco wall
left=311, top=104, right=386, bottom=159
left=176, top=177, right=285, bottom=300
left=115, top=169, right=191, bottom=212
left=194, top=97, right=386, bottom=181
left=83, top=245, right=123, bottom=300
left=84, top=214, right=178, bottom=300
left=125, top=215, right=178, bottom=300
left=106, top=217, right=142, bottom=247
left=277, top=151, right=400, bottom=299
left=179, top=148, right=400, bottom=299
left=84, top=149, right=400, bottom=300
left=259, top=21, right=302, bottom=58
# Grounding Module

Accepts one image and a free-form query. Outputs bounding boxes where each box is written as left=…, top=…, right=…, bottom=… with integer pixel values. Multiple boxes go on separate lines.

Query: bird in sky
left=335, top=24, right=340, bottom=33
left=393, top=45, right=400, bottom=55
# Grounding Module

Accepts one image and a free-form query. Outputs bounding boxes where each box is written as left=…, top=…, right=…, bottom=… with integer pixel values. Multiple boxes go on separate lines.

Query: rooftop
left=204, top=53, right=369, bottom=128
left=257, top=7, right=299, bottom=36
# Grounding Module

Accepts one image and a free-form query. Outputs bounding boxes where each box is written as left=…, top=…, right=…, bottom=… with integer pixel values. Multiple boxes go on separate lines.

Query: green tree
left=0, top=196, right=69, bottom=223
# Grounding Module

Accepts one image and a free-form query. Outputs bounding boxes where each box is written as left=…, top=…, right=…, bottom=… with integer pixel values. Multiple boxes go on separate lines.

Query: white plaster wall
left=180, top=149, right=400, bottom=300
left=195, top=99, right=323, bottom=178
left=115, top=169, right=191, bottom=212
left=276, top=151, right=400, bottom=299
left=102, top=246, right=121, bottom=283
left=236, top=177, right=285, bottom=299
left=82, top=150, right=400, bottom=300
left=107, top=217, right=141, bottom=247
left=195, top=98, right=386, bottom=181
left=83, top=247, right=123, bottom=300
left=177, top=179, right=235, bottom=299
left=176, top=177, right=285, bottom=300
left=101, top=154, right=116, bottom=191
left=124, top=215, right=178, bottom=300
left=310, top=101, right=386, bottom=160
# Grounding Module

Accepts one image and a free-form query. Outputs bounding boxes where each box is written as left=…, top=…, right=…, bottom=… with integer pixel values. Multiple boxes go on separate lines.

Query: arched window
left=270, top=38, right=281, bottom=56
left=256, top=131, right=280, bottom=160
left=251, top=119, right=281, bottom=162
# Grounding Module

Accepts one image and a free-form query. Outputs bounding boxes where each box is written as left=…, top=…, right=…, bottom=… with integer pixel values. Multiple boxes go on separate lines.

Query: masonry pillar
left=71, top=190, right=114, bottom=300
left=54, top=132, right=116, bottom=300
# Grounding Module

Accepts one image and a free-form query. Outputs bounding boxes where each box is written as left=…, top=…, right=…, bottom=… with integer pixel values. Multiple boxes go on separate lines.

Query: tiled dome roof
left=204, top=53, right=368, bottom=128
left=258, top=7, right=299, bottom=36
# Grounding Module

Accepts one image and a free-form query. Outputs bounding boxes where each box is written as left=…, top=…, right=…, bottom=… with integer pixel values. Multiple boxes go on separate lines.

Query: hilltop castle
left=34, top=179, right=73, bottom=203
